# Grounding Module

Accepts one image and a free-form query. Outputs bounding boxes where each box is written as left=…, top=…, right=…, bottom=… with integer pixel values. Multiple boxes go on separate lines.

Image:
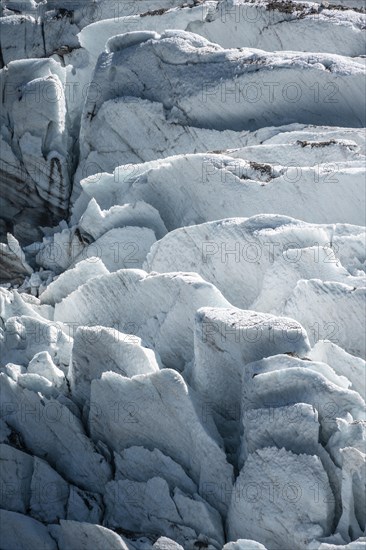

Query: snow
left=73, top=226, right=157, bottom=272
left=81, top=30, right=365, bottom=133
left=1, top=373, right=112, bottom=492
left=54, top=269, right=231, bottom=369
left=39, top=257, right=108, bottom=305
left=114, top=446, right=197, bottom=495
left=336, top=447, right=366, bottom=541
left=191, top=306, right=310, bottom=420
left=73, top=97, right=253, bottom=188
left=0, top=13, right=80, bottom=64
left=1, top=0, right=365, bottom=548
left=69, top=325, right=160, bottom=407
left=253, top=246, right=365, bottom=312
left=240, top=402, right=320, bottom=463
left=240, top=355, right=366, bottom=441
left=223, top=541, right=268, bottom=550
left=145, top=215, right=365, bottom=308
left=0, top=234, right=33, bottom=285
left=104, top=477, right=224, bottom=548
left=90, top=369, right=234, bottom=515
left=0, top=57, right=71, bottom=243
left=28, top=351, right=65, bottom=387
left=77, top=199, right=168, bottom=240
left=68, top=27, right=366, bottom=199
left=311, top=539, right=366, bottom=550
left=282, top=280, right=366, bottom=357
left=77, top=153, right=365, bottom=228
left=1, top=314, right=72, bottom=369
left=309, top=341, right=366, bottom=400
left=79, top=1, right=365, bottom=60
left=227, top=447, right=335, bottom=549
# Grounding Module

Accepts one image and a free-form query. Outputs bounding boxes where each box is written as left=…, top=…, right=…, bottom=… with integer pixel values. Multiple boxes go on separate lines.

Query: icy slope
left=75, top=30, right=365, bottom=194
left=76, top=152, right=365, bottom=226
left=1, top=0, right=365, bottom=549
left=0, top=58, right=71, bottom=243
left=145, top=215, right=366, bottom=307
left=79, top=0, right=366, bottom=58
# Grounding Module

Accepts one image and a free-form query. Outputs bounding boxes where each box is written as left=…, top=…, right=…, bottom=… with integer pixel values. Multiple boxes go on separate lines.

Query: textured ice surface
left=77, top=153, right=365, bottom=227
left=1, top=0, right=365, bottom=548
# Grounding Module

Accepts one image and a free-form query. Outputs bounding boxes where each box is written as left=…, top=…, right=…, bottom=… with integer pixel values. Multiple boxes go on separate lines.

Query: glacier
left=0, top=0, right=365, bottom=549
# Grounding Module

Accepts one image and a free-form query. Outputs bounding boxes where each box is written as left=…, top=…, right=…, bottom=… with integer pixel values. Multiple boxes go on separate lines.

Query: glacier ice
left=227, top=447, right=335, bottom=549
left=1, top=0, right=365, bottom=548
